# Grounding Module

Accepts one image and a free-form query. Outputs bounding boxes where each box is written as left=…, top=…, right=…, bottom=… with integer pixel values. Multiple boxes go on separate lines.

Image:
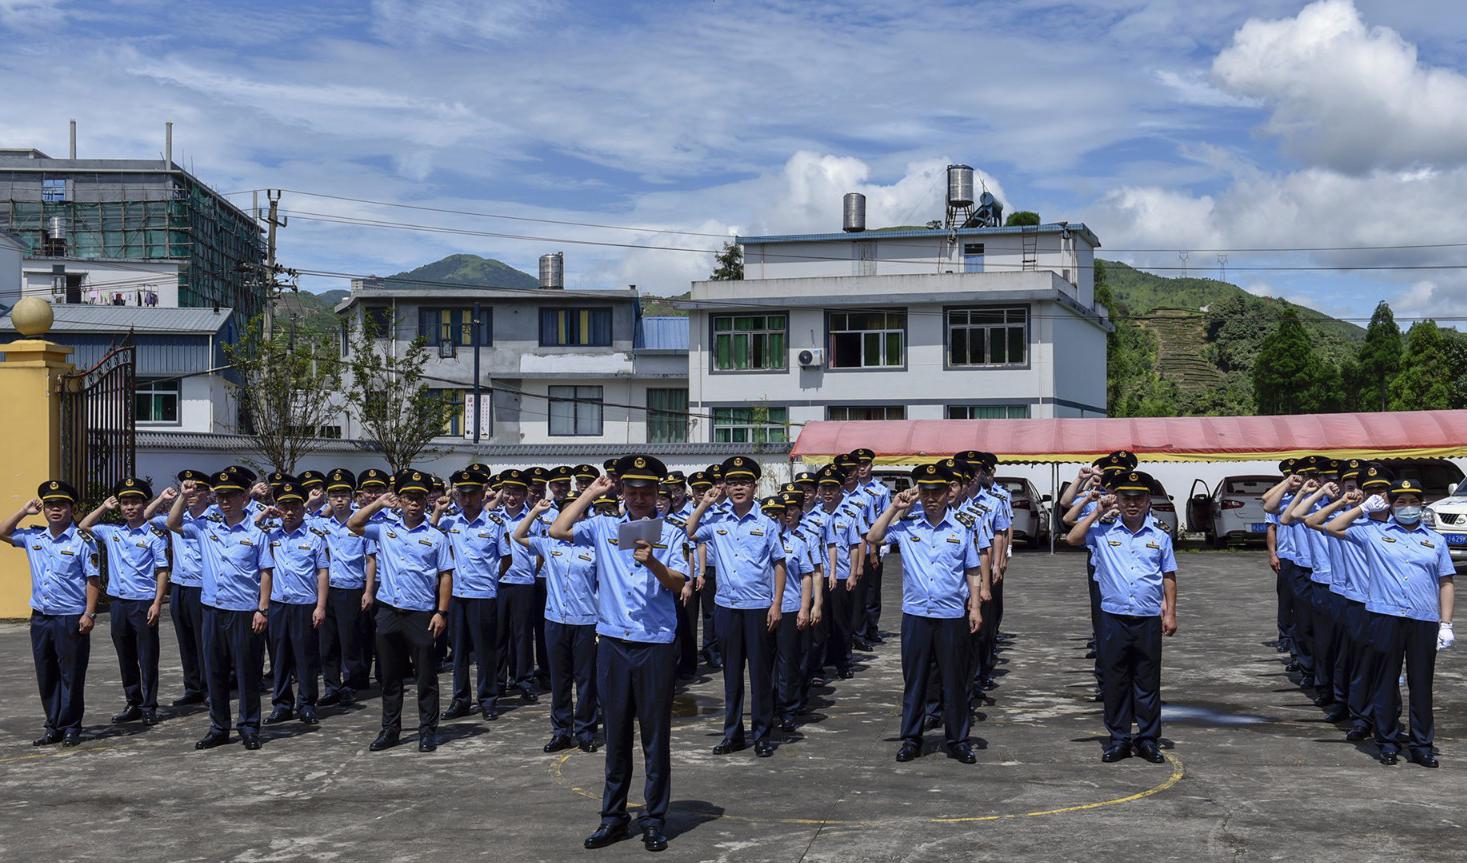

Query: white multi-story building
left=332, top=274, right=690, bottom=446
left=682, top=200, right=1110, bottom=444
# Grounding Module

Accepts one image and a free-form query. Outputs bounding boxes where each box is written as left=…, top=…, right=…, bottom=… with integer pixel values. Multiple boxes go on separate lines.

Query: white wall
left=22, top=259, right=180, bottom=306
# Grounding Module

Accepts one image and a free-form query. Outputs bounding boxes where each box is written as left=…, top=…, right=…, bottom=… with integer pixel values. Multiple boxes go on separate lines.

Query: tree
left=345, top=311, right=448, bottom=473
left=1389, top=320, right=1453, bottom=411
left=223, top=316, right=343, bottom=473
left=1252, top=308, right=1338, bottom=415
left=710, top=241, right=743, bottom=280
left=1004, top=211, right=1041, bottom=227
left=1355, top=301, right=1402, bottom=411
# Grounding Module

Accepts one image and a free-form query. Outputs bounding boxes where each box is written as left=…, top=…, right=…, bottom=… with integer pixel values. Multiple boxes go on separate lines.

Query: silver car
left=995, top=477, right=1052, bottom=549
left=1188, top=475, right=1276, bottom=547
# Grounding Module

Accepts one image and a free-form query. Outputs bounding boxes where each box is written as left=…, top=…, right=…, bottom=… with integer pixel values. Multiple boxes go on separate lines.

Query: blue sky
left=3, top=0, right=1466, bottom=324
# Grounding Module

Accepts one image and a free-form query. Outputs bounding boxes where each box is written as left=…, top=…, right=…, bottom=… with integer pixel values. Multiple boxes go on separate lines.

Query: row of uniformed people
left=1265, top=457, right=1456, bottom=767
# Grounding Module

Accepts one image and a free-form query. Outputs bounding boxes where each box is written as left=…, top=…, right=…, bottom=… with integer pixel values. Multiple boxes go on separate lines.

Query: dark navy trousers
left=320, top=585, right=368, bottom=697
left=546, top=619, right=598, bottom=741
left=1275, top=558, right=1295, bottom=647
left=450, top=596, right=498, bottom=709
left=824, top=582, right=853, bottom=673
left=858, top=556, right=884, bottom=641
left=899, top=613, right=971, bottom=747
left=109, top=597, right=160, bottom=711
left=699, top=567, right=720, bottom=660
left=1365, top=611, right=1438, bottom=756
left=1309, top=580, right=1340, bottom=695
left=268, top=601, right=321, bottom=709
left=1339, top=598, right=1374, bottom=725
left=673, top=587, right=699, bottom=676
left=374, top=604, right=439, bottom=734
left=598, top=637, right=673, bottom=831
left=1097, top=610, right=1163, bottom=747
left=774, top=612, right=802, bottom=723
left=532, top=578, right=550, bottom=682
left=202, top=606, right=265, bottom=735
left=496, top=582, right=536, bottom=691
left=169, top=584, right=206, bottom=699
left=715, top=605, right=775, bottom=744
left=31, top=612, right=90, bottom=733
left=1286, top=562, right=1316, bottom=680
left=1087, top=562, right=1102, bottom=683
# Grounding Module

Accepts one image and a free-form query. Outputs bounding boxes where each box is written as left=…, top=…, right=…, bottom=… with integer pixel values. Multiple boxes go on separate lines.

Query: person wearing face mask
left=1324, top=474, right=1455, bottom=767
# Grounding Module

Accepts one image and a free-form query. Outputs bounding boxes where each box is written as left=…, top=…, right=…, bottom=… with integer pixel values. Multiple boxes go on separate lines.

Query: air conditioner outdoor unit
left=438, top=339, right=456, bottom=359
left=797, top=348, right=825, bottom=368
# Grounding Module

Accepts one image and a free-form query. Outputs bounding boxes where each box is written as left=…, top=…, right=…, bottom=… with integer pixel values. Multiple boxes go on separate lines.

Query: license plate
left=1249, top=523, right=1267, bottom=533
left=1445, top=533, right=1467, bottom=546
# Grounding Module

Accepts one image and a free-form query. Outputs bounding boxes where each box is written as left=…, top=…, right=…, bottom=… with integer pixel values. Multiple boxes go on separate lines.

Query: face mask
left=1394, top=505, right=1423, bottom=525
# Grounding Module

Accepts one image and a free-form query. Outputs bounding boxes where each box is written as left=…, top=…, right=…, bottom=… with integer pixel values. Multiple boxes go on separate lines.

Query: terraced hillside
left=1140, top=308, right=1225, bottom=398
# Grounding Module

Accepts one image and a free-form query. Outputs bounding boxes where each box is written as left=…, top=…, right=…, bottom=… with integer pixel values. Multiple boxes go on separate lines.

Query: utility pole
left=261, top=189, right=290, bottom=339
left=473, top=302, right=483, bottom=443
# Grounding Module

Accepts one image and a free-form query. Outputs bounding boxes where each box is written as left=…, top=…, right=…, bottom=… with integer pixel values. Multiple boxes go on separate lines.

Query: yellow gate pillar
left=0, top=298, right=75, bottom=618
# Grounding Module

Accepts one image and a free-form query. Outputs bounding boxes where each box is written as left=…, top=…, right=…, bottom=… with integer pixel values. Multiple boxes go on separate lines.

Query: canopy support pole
left=1049, top=462, right=1058, bottom=556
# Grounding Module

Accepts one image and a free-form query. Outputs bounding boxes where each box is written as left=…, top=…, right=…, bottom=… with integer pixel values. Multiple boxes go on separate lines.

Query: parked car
left=995, top=476, right=1052, bottom=548
left=1425, top=476, right=1467, bottom=569
left=1187, top=475, right=1276, bottom=547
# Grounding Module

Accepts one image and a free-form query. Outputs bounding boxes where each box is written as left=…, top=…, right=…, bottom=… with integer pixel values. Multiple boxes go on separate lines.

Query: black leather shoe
left=520, top=686, right=539, bottom=704
left=141, top=710, right=159, bottom=726
left=1084, top=649, right=1097, bottom=659
left=241, top=733, right=262, bottom=750
left=1409, top=750, right=1440, bottom=769
left=337, top=692, right=356, bottom=707
left=1102, top=744, right=1132, bottom=763
left=754, top=740, right=774, bottom=758
left=895, top=743, right=920, bottom=762
left=1345, top=725, right=1371, bottom=742
left=837, top=669, right=854, bottom=680
left=852, top=639, right=873, bottom=652
left=641, top=826, right=669, bottom=852
left=1284, top=662, right=1301, bottom=673
left=1135, top=742, right=1165, bottom=763
left=922, top=714, right=942, bottom=732
left=418, top=733, right=437, bottom=752
left=369, top=729, right=400, bottom=751
left=981, top=679, right=999, bottom=691
left=712, top=739, right=744, bottom=755
left=944, top=743, right=977, bottom=764
left=171, top=693, right=205, bottom=707
left=584, top=823, right=629, bottom=850
left=33, top=730, right=64, bottom=746
left=195, top=731, right=229, bottom=750
left=545, top=736, right=575, bottom=753
left=443, top=700, right=472, bottom=720
left=778, top=718, right=796, bottom=733
left=61, top=730, right=82, bottom=747
left=482, top=706, right=499, bottom=722
left=1379, top=749, right=1399, bottom=766
left=111, top=704, right=142, bottom=724
left=1322, top=704, right=1347, bottom=723
left=265, top=707, right=294, bottom=725
left=299, top=710, right=319, bottom=726
left=1309, top=693, right=1332, bottom=708
left=316, top=692, right=341, bottom=707
left=578, top=738, right=599, bottom=753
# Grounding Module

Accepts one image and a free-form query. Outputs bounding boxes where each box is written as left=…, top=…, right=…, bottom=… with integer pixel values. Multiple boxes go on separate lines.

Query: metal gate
left=60, top=340, right=136, bottom=507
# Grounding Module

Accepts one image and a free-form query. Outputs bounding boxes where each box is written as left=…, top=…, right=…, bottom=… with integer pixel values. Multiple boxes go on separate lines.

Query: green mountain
left=383, top=253, right=538, bottom=291
left=1098, top=260, right=1366, bottom=416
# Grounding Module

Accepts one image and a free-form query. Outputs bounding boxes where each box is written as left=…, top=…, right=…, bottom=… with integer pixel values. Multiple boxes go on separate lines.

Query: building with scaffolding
left=0, top=147, right=265, bottom=320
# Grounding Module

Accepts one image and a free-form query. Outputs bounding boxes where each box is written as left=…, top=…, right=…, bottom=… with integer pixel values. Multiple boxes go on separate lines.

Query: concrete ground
left=0, top=548, right=1461, bottom=863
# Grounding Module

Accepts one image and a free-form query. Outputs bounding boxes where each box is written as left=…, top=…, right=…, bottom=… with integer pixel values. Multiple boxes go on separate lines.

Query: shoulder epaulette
left=310, top=527, right=328, bottom=538
left=666, top=515, right=687, bottom=529
left=76, top=528, right=96, bottom=543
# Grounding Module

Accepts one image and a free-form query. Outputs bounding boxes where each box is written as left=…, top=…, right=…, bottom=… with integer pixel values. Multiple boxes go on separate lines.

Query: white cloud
left=1213, top=0, right=1467, bottom=172
left=368, top=0, right=560, bottom=45
left=1243, top=281, right=1274, bottom=297
left=0, top=0, right=63, bottom=28
left=1154, top=69, right=1260, bottom=108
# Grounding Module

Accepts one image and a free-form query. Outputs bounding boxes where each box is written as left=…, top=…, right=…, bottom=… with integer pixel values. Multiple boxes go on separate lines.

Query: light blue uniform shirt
left=693, top=507, right=786, bottom=610
left=1344, top=519, right=1453, bottom=623
left=10, top=524, right=98, bottom=615
left=823, top=503, right=863, bottom=580
left=530, top=534, right=598, bottom=625
left=1324, top=526, right=1370, bottom=603
left=182, top=517, right=274, bottom=613
left=92, top=522, right=168, bottom=601
left=439, top=509, right=506, bottom=599
left=1266, top=507, right=1293, bottom=561
left=988, top=484, right=1014, bottom=532
left=1086, top=516, right=1177, bottom=617
left=267, top=523, right=328, bottom=605
left=498, top=506, right=541, bottom=586
left=1303, top=497, right=1332, bottom=583
left=777, top=529, right=818, bottom=614
left=572, top=514, right=688, bottom=643
left=362, top=519, right=453, bottom=612
left=151, top=512, right=205, bottom=587
left=885, top=511, right=983, bottom=619
left=309, top=513, right=374, bottom=590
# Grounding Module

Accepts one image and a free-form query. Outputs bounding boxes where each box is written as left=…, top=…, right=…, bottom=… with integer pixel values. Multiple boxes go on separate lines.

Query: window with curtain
left=826, top=405, right=906, bottom=421
left=712, top=407, right=789, bottom=444
left=135, top=379, right=180, bottom=424
left=418, top=307, right=490, bottom=346
left=430, top=389, right=466, bottom=436
left=646, top=388, right=689, bottom=443
left=712, top=314, right=787, bottom=371
left=945, top=404, right=1030, bottom=419
left=540, top=308, right=612, bottom=346
left=549, top=385, right=603, bottom=435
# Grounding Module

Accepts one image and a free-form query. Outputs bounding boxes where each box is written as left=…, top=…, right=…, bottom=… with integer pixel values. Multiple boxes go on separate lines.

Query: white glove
left=1439, top=622, right=1456, bottom=651
left=1362, top=494, right=1390, bottom=514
